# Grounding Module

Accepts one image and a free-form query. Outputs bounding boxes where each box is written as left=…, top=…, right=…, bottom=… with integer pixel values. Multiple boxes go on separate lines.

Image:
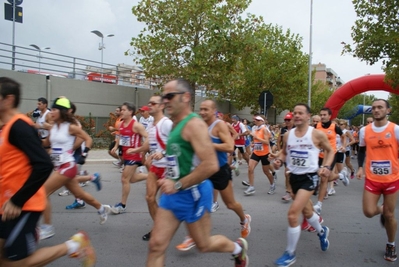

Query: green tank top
left=165, top=113, right=200, bottom=180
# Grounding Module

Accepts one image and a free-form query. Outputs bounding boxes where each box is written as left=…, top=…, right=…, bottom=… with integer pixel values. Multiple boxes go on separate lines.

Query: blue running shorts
left=159, top=179, right=213, bottom=223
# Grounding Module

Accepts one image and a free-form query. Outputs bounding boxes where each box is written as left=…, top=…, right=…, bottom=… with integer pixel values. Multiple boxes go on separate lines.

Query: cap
left=284, top=112, right=293, bottom=120
left=232, top=115, right=240, bottom=121
left=139, top=106, right=150, bottom=111
left=254, top=116, right=264, bottom=122
left=52, top=97, right=71, bottom=110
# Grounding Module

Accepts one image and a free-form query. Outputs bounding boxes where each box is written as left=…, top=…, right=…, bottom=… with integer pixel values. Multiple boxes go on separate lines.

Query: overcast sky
left=0, top=0, right=388, bottom=99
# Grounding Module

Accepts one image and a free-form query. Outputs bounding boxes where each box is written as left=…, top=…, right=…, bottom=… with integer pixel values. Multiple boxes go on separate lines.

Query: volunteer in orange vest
left=0, top=77, right=95, bottom=266
left=357, top=99, right=399, bottom=262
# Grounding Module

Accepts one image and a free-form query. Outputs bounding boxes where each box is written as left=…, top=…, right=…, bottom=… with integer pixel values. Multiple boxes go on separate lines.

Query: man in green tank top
left=146, top=79, right=249, bottom=267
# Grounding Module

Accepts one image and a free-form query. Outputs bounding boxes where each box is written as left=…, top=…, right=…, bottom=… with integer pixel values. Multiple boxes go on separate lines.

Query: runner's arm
left=69, top=124, right=93, bottom=149
left=214, top=122, right=234, bottom=153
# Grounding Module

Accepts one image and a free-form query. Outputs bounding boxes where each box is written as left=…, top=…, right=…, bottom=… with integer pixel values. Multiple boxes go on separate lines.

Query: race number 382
left=371, top=160, right=391, bottom=175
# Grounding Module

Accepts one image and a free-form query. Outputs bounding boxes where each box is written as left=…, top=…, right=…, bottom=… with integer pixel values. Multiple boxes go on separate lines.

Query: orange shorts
left=365, top=178, right=399, bottom=195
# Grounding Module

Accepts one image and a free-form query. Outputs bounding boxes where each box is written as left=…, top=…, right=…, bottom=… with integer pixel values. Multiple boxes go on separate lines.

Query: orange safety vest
left=0, top=114, right=47, bottom=213
left=317, top=122, right=337, bottom=158
left=114, top=117, right=123, bottom=136
left=253, top=125, right=270, bottom=156
left=364, top=123, right=399, bottom=183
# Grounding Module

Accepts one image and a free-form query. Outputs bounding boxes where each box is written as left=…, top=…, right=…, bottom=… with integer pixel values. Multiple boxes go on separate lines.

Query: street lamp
left=30, top=44, right=50, bottom=73
left=91, top=30, right=114, bottom=83
left=307, top=0, right=313, bottom=108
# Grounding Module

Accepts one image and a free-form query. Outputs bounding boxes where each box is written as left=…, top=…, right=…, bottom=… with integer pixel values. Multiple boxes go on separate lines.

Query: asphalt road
left=41, top=152, right=397, bottom=267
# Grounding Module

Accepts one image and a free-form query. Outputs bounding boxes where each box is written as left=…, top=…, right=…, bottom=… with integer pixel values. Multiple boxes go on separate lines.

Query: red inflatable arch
left=324, top=74, right=396, bottom=119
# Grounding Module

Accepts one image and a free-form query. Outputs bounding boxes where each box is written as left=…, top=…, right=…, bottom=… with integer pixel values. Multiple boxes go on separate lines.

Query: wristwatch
left=174, top=181, right=183, bottom=191
left=321, top=165, right=332, bottom=170
left=161, top=150, right=167, bottom=157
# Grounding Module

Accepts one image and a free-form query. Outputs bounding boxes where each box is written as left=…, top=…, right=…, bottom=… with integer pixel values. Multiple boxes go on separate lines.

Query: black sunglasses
left=148, top=101, right=161, bottom=106
left=161, top=92, right=185, bottom=100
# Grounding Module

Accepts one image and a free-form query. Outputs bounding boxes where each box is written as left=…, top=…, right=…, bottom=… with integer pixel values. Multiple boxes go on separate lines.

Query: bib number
left=119, top=135, right=131, bottom=147
left=254, top=142, right=263, bottom=151
left=290, top=150, right=309, bottom=168
left=371, top=160, right=391, bottom=175
left=50, top=148, right=63, bottom=164
left=166, top=155, right=180, bottom=179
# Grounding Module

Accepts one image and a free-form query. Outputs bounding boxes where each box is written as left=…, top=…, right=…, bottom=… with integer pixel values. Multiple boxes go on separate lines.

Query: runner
left=356, top=99, right=398, bottom=262
left=0, top=77, right=96, bottom=266
left=34, top=97, right=53, bottom=141
left=146, top=79, right=248, bottom=267
left=175, top=99, right=252, bottom=251
left=231, top=115, right=250, bottom=165
left=108, top=106, right=123, bottom=166
left=110, top=102, right=148, bottom=214
left=39, top=97, right=110, bottom=240
left=278, top=112, right=294, bottom=202
left=142, top=95, right=173, bottom=241
left=272, top=103, right=333, bottom=267
left=339, top=119, right=356, bottom=179
left=139, top=105, right=154, bottom=130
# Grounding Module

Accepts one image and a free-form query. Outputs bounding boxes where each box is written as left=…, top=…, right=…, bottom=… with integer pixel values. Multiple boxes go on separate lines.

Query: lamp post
left=29, top=44, right=50, bottom=73
left=91, top=30, right=114, bottom=83
left=307, top=0, right=313, bottom=108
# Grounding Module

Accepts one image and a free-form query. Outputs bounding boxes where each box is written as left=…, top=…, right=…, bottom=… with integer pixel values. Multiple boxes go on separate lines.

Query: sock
left=338, top=173, right=344, bottom=180
left=286, top=225, right=301, bottom=255
left=241, top=218, right=248, bottom=225
left=317, top=201, right=323, bottom=207
left=121, top=203, right=126, bottom=208
left=232, top=242, right=242, bottom=255
left=76, top=199, right=84, bottom=204
left=387, top=241, right=396, bottom=246
left=98, top=205, right=105, bottom=213
left=307, top=212, right=323, bottom=234
left=65, top=239, right=80, bottom=255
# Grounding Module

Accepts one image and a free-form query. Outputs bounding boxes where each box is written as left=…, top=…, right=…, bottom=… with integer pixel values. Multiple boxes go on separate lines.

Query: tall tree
left=343, top=0, right=399, bottom=87
left=387, top=93, right=399, bottom=124
left=130, top=0, right=250, bottom=89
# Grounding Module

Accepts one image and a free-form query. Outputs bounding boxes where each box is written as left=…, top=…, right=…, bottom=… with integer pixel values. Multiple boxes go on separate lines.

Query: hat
left=232, top=115, right=240, bottom=121
left=52, top=97, right=71, bottom=110
left=254, top=116, right=264, bottom=122
left=139, top=106, right=150, bottom=111
left=284, top=112, right=293, bottom=120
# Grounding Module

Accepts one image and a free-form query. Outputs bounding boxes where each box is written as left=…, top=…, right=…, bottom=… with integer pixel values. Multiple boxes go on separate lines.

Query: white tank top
left=49, top=122, right=75, bottom=166
left=342, top=129, right=350, bottom=151
left=37, top=109, right=50, bottom=138
left=286, top=126, right=320, bottom=174
left=336, top=133, right=342, bottom=152
left=147, top=117, right=172, bottom=168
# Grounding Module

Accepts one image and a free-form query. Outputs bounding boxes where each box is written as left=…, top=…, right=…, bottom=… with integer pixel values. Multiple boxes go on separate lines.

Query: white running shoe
left=98, top=205, right=111, bottom=225
left=244, top=186, right=255, bottom=196
left=328, top=188, right=336, bottom=196
left=39, top=225, right=55, bottom=240
left=339, top=167, right=350, bottom=186
left=313, top=203, right=322, bottom=214
left=211, top=202, right=219, bottom=213
left=268, top=184, right=276, bottom=195
left=58, top=189, right=70, bottom=196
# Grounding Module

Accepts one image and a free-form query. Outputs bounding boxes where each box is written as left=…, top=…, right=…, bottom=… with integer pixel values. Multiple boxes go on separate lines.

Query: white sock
left=98, top=205, right=105, bottom=213
left=65, top=239, right=80, bottom=255
left=77, top=199, right=83, bottom=204
left=286, top=225, right=301, bottom=255
left=232, top=242, right=242, bottom=255
left=338, top=173, right=344, bottom=180
left=307, top=212, right=323, bottom=234
left=387, top=241, right=396, bottom=246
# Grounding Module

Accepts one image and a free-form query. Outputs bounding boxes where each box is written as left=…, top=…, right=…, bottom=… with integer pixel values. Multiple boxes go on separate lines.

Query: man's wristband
left=320, top=165, right=332, bottom=170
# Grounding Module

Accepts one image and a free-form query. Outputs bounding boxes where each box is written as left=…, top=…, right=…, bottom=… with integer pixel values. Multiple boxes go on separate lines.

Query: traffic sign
left=258, top=90, right=273, bottom=116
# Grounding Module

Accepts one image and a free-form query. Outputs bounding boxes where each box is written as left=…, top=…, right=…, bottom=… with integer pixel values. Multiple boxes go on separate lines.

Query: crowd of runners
left=0, top=76, right=397, bottom=267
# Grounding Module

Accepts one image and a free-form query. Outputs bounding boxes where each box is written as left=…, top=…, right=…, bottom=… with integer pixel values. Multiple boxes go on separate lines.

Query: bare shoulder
left=182, top=117, right=209, bottom=141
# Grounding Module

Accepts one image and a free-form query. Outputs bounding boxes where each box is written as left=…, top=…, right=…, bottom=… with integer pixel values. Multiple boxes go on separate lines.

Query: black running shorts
left=289, top=173, right=319, bottom=195
left=208, top=164, right=232, bottom=191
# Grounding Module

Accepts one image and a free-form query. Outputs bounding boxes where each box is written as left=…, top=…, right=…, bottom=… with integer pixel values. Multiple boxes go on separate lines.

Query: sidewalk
left=86, top=149, right=114, bottom=162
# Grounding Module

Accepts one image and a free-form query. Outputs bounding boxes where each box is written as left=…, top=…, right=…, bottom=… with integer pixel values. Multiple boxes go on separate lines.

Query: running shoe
left=119, top=165, right=125, bottom=173
left=327, top=188, right=336, bottom=196
left=350, top=170, right=355, bottom=179
left=142, top=231, right=151, bottom=241
left=39, top=224, right=55, bottom=240
left=98, top=205, right=111, bottom=224
left=384, top=244, right=397, bottom=262
left=339, top=167, right=350, bottom=186
left=313, top=203, right=322, bottom=215
left=211, top=201, right=220, bottom=213
left=282, top=192, right=292, bottom=202
left=110, top=202, right=126, bottom=214
left=305, top=215, right=324, bottom=233
left=79, top=170, right=89, bottom=176
left=66, top=200, right=86, bottom=210
left=69, top=231, right=96, bottom=267
left=242, top=181, right=250, bottom=187
left=234, top=166, right=240, bottom=176
left=91, top=172, right=102, bottom=191
left=176, top=236, right=196, bottom=251
left=267, top=184, right=276, bottom=195
left=112, top=160, right=122, bottom=167
left=79, top=181, right=89, bottom=187
left=233, top=238, right=248, bottom=267
left=301, top=217, right=311, bottom=231
left=58, top=189, right=70, bottom=196
left=274, top=251, right=296, bottom=267
left=244, top=186, right=255, bottom=196
left=240, top=214, right=252, bottom=238
left=318, top=226, right=330, bottom=251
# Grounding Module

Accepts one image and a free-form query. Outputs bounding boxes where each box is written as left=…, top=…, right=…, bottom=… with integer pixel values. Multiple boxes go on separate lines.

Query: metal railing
left=0, top=42, right=150, bottom=88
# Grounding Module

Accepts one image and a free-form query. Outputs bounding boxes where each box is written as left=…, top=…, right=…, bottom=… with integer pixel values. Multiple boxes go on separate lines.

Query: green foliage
left=130, top=0, right=308, bottom=112
left=343, top=0, right=399, bottom=87
left=387, top=93, right=399, bottom=124
left=337, top=94, right=375, bottom=125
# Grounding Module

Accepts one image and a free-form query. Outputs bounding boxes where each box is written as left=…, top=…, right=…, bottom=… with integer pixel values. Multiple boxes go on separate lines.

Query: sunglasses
left=148, top=101, right=161, bottom=106
left=161, top=92, right=185, bottom=100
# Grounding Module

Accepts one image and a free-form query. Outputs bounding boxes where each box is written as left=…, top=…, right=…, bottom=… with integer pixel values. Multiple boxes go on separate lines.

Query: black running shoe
left=384, top=244, right=397, bottom=262
left=142, top=231, right=151, bottom=241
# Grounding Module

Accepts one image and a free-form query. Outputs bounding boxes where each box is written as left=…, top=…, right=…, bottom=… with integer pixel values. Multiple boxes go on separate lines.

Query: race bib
left=166, top=155, right=180, bottom=179
left=254, top=142, right=263, bottom=151
left=50, top=147, right=63, bottom=164
left=290, top=150, right=309, bottom=168
left=150, top=142, right=157, bottom=153
left=119, top=135, right=131, bottom=147
left=370, top=160, right=391, bottom=175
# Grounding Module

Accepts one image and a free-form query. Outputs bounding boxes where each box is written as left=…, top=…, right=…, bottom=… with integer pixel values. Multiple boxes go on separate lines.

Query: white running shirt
left=147, top=117, right=172, bottom=167
left=37, top=109, right=50, bottom=138
left=49, top=122, right=75, bottom=166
